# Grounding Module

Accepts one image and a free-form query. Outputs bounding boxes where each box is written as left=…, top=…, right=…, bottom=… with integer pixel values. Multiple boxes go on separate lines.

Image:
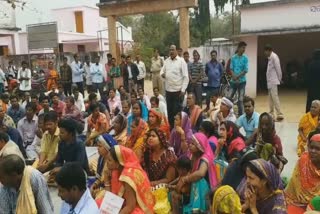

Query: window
left=74, top=11, right=84, bottom=33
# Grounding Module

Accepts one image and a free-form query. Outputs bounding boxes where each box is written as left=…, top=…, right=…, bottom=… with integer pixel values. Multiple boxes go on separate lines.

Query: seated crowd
left=0, top=84, right=319, bottom=214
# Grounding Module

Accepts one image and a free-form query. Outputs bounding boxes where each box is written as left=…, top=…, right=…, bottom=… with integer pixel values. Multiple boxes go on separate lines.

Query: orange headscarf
left=149, top=108, right=170, bottom=140
left=113, top=145, right=155, bottom=214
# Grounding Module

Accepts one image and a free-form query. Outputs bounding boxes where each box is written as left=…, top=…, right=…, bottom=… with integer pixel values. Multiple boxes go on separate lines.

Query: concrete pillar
left=179, top=7, right=190, bottom=51
left=107, top=15, right=117, bottom=57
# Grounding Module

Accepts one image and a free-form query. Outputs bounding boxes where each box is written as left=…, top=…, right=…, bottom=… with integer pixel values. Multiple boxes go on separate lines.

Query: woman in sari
left=112, top=113, right=127, bottom=146
left=148, top=108, right=170, bottom=140
left=237, top=159, right=287, bottom=214
left=252, top=112, right=286, bottom=170
left=184, top=93, right=203, bottom=132
left=286, top=132, right=320, bottom=213
left=297, top=100, right=320, bottom=156
left=211, top=185, right=242, bottom=214
left=104, top=145, right=155, bottom=214
left=90, top=134, right=117, bottom=200
left=47, top=61, right=59, bottom=91
left=169, top=112, right=193, bottom=158
left=110, top=57, right=123, bottom=89
left=216, top=120, right=246, bottom=161
left=179, top=132, right=218, bottom=213
left=143, top=128, right=177, bottom=186
left=127, top=101, right=148, bottom=135
left=199, top=120, right=219, bottom=153
left=127, top=117, right=148, bottom=162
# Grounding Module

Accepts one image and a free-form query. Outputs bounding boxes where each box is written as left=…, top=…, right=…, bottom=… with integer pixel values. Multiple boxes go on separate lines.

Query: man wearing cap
left=212, top=97, right=237, bottom=128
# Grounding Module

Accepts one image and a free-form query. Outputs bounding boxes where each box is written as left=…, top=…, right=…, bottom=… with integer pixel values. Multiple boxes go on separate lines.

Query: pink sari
left=192, top=132, right=218, bottom=189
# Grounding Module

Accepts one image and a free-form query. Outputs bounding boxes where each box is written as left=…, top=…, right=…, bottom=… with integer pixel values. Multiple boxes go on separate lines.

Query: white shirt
left=90, top=63, right=105, bottom=83
left=156, top=94, right=166, bottom=104
left=135, top=60, right=146, bottom=80
left=127, top=65, right=133, bottom=79
left=266, top=51, right=282, bottom=89
left=72, top=92, right=86, bottom=112
left=71, top=61, right=84, bottom=83
left=17, top=68, right=32, bottom=91
left=160, top=56, right=189, bottom=92
left=140, top=95, right=151, bottom=110
left=84, top=63, right=92, bottom=85
left=159, top=101, right=168, bottom=117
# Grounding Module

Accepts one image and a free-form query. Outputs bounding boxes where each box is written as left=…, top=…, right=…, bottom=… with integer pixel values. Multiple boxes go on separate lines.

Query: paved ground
left=50, top=81, right=306, bottom=212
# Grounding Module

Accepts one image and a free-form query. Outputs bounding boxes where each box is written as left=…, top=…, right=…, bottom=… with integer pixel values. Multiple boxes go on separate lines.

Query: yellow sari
left=297, top=112, right=318, bottom=156
left=212, top=185, right=242, bottom=214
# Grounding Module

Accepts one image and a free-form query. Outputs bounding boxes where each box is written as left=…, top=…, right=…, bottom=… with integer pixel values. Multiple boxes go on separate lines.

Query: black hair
left=72, top=85, right=79, bottom=92
left=88, top=93, right=97, bottom=101
left=26, top=102, right=37, bottom=112
left=0, top=154, right=25, bottom=175
left=121, top=100, right=131, bottom=107
left=50, top=93, right=59, bottom=99
left=210, top=50, right=217, bottom=55
left=31, top=94, right=38, bottom=100
left=73, top=54, right=78, bottom=58
left=132, top=102, right=142, bottom=117
left=21, top=61, right=28, bottom=66
left=239, top=148, right=258, bottom=170
left=90, top=103, right=100, bottom=113
left=1, top=93, right=9, bottom=100
left=258, top=112, right=275, bottom=143
left=200, top=121, right=218, bottom=138
left=107, top=53, right=112, bottom=58
left=126, top=55, right=131, bottom=59
left=109, top=147, right=118, bottom=163
left=37, top=113, right=45, bottom=121
left=264, top=44, right=273, bottom=51
left=0, top=131, right=9, bottom=142
left=183, top=51, right=189, bottom=55
left=220, top=120, right=245, bottom=144
left=58, top=119, right=77, bottom=136
left=176, top=156, right=192, bottom=171
left=63, top=57, right=68, bottom=61
left=210, top=91, right=219, bottom=97
left=10, top=94, right=18, bottom=101
left=44, top=111, right=58, bottom=123
left=138, top=87, right=144, bottom=93
left=121, top=54, right=126, bottom=58
left=131, top=91, right=137, bottom=98
left=243, top=96, right=255, bottom=107
left=246, top=161, right=266, bottom=180
left=40, top=96, right=50, bottom=103
left=177, top=47, right=183, bottom=51
left=109, top=88, right=116, bottom=93
left=55, top=162, right=86, bottom=191
left=150, top=96, right=159, bottom=105
left=66, top=96, right=75, bottom=105
left=238, top=41, right=247, bottom=48
left=153, top=87, right=159, bottom=91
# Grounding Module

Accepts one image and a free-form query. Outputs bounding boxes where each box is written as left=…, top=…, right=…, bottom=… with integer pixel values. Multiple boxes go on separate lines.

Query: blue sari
left=127, top=101, right=148, bottom=135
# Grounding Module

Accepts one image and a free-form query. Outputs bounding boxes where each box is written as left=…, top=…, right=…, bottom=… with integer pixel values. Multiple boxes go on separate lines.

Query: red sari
left=148, top=108, right=170, bottom=140
left=112, top=146, right=155, bottom=213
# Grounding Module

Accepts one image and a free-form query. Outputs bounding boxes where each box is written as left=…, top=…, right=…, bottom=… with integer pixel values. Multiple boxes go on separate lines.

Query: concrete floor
left=50, top=81, right=305, bottom=212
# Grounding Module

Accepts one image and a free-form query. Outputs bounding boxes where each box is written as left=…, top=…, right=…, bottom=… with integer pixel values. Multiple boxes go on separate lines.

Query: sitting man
left=25, top=114, right=45, bottom=160
left=0, top=154, right=54, bottom=213
left=7, top=95, right=25, bottom=125
left=72, top=86, right=85, bottom=112
left=56, top=162, right=99, bottom=213
left=64, top=96, right=84, bottom=125
left=183, top=93, right=203, bottom=132
left=49, top=118, right=89, bottom=180
left=30, top=94, right=42, bottom=114
left=121, top=100, right=131, bottom=118
left=153, top=86, right=166, bottom=104
left=236, top=96, right=260, bottom=145
left=0, top=132, right=24, bottom=159
left=0, top=103, right=16, bottom=128
left=138, top=87, right=151, bottom=109
left=36, top=111, right=60, bottom=173
left=51, top=93, right=66, bottom=119
left=0, top=122, right=26, bottom=158
left=38, top=96, right=53, bottom=116
left=86, top=92, right=110, bottom=119
left=17, top=102, right=38, bottom=149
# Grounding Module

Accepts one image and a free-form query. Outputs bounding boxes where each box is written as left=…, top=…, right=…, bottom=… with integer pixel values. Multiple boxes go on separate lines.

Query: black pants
left=137, top=78, right=144, bottom=91
left=63, top=83, right=72, bottom=96
left=75, top=82, right=84, bottom=96
left=166, top=91, right=183, bottom=130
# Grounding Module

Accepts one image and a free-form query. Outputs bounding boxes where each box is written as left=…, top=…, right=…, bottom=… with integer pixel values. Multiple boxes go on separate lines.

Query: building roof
left=51, top=5, right=98, bottom=11
left=240, top=0, right=316, bottom=9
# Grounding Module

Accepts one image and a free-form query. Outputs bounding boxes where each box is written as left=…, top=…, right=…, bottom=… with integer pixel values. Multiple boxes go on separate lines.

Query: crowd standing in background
left=0, top=43, right=319, bottom=214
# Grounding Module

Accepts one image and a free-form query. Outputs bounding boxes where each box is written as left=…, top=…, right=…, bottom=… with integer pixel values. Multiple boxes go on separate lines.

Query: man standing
left=56, top=162, right=99, bottom=214
left=160, top=45, right=189, bottom=129
left=135, top=54, right=146, bottom=90
left=84, top=56, right=93, bottom=94
left=17, top=61, right=31, bottom=95
left=71, top=54, right=85, bottom=96
left=59, top=57, right=72, bottom=96
left=189, top=50, right=205, bottom=106
left=124, top=55, right=139, bottom=94
left=205, top=50, right=223, bottom=111
left=0, top=154, right=54, bottom=213
left=264, top=45, right=284, bottom=121
left=90, top=56, right=105, bottom=96
left=229, top=41, right=249, bottom=116
left=119, top=54, right=128, bottom=90
left=151, top=49, right=164, bottom=94
left=105, top=53, right=113, bottom=90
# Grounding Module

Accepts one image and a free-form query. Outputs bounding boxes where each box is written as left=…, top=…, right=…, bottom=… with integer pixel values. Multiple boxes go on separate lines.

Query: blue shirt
left=55, top=138, right=89, bottom=173
left=230, top=54, right=249, bottom=83
left=71, top=61, right=84, bottom=83
left=90, top=63, right=104, bottom=83
left=236, top=111, right=260, bottom=139
left=7, top=106, right=25, bottom=124
left=205, top=61, right=223, bottom=87
left=0, top=167, right=54, bottom=214
left=60, top=188, right=99, bottom=214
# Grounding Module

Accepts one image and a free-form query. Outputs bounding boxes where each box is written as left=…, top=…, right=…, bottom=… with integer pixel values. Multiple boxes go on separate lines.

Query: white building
left=237, top=0, right=320, bottom=97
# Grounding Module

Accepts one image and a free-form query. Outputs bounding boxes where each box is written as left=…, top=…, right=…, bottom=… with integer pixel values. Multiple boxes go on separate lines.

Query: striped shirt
left=189, top=61, right=204, bottom=84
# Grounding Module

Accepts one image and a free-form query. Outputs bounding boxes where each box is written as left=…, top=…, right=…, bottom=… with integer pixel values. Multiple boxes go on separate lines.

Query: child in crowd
left=169, top=156, right=192, bottom=214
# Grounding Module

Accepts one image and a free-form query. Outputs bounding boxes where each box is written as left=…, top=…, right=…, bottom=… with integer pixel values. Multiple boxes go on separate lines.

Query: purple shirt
left=205, top=61, right=223, bottom=87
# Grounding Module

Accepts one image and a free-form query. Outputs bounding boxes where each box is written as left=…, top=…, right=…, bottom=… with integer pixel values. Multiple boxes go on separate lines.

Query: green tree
left=213, top=0, right=250, bottom=14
